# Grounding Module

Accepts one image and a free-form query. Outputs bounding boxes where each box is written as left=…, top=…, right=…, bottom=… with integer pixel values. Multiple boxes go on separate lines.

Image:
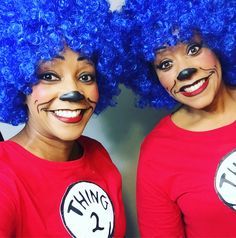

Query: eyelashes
left=186, top=42, right=202, bottom=56
left=155, top=42, right=203, bottom=72
left=37, top=72, right=60, bottom=82
left=37, top=72, right=96, bottom=84
left=78, top=74, right=96, bottom=83
left=155, top=59, right=173, bottom=71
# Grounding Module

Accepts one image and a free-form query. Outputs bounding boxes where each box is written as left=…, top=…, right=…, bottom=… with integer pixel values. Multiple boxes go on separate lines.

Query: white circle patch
left=215, top=150, right=236, bottom=210
left=60, top=181, right=114, bottom=238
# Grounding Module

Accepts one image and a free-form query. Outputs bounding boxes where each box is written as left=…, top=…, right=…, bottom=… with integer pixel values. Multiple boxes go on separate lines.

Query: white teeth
left=54, top=110, right=81, bottom=118
left=184, top=79, right=205, bottom=93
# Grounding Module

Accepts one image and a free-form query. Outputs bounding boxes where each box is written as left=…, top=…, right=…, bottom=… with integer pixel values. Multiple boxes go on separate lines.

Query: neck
left=11, top=125, right=82, bottom=162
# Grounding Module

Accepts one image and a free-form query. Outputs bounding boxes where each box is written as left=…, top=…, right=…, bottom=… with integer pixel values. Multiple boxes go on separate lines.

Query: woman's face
left=26, top=48, right=99, bottom=141
left=154, top=40, right=222, bottom=109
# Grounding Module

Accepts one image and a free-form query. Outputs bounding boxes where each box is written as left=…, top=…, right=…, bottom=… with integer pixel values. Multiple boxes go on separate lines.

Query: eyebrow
left=54, top=54, right=94, bottom=66
left=77, top=56, right=94, bottom=66
left=77, top=56, right=88, bottom=61
left=54, top=55, right=65, bottom=60
left=156, top=46, right=168, bottom=54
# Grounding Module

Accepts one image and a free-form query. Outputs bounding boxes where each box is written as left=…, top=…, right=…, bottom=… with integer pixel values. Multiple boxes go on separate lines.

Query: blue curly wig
left=121, top=0, right=236, bottom=109
left=0, top=0, right=125, bottom=125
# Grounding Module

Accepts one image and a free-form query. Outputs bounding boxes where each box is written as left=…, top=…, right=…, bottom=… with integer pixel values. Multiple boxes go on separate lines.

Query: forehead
left=39, top=48, right=94, bottom=69
left=155, top=34, right=202, bottom=59
left=155, top=43, right=186, bottom=59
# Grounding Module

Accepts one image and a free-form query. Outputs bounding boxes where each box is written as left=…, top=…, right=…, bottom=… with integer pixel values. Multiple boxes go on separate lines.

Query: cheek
left=157, top=72, right=176, bottom=92
left=31, top=84, right=51, bottom=101
left=88, top=85, right=99, bottom=102
left=198, top=50, right=219, bottom=68
left=26, top=84, right=53, bottom=112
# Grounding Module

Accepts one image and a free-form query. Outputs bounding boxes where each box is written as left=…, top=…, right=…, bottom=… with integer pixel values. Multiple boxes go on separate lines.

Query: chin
left=50, top=127, right=85, bottom=142
left=178, top=94, right=215, bottom=110
left=56, top=133, right=83, bottom=142
left=186, top=100, right=215, bottom=110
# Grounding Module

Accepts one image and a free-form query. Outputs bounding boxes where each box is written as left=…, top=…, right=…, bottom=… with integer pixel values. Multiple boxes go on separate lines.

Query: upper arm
left=136, top=141, right=185, bottom=238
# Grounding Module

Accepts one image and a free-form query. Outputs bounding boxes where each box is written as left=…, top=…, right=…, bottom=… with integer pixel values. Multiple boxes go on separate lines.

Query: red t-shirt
left=137, top=115, right=236, bottom=237
left=0, top=136, right=126, bottom=237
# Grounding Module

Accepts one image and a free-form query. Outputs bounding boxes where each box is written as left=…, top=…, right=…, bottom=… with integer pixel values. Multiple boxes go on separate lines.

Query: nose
left=177, top=68, right=197, bottom=81
left=59, top=91, right=85, bottom=102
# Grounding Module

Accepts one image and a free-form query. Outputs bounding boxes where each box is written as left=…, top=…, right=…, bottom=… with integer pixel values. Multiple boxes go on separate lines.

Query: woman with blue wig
left=122, top=0, right=236, bottom=237
left=0, top=0, right=126, bottom=236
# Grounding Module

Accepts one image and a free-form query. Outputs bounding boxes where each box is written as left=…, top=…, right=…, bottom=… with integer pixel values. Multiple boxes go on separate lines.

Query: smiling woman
left=25, top=48, right=99, bottom=143
left=0, top=0, right=126, bottom=237
left=153, top=41, right=222, bottom=110
left=121, top=0, right=236, bottom=237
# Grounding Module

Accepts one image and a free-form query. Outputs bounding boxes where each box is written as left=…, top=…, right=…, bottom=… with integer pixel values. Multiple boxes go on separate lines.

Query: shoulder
left=0, top=143, right=18, bottom=235
left=0, top=141, right=22, bottom=188
left=141, top=114, right=172, bottom=150
left=0, top=142, right=18, bottom=200
left=79, top=135, right=122, bottom=184
left=148, top=114, right=172, bottom=136
left=0, top=141, right=12, bottom=163
left=78, top=135, right=104, bottom=147
left=0, top=141, right=6, bottom=152
left=78, top=135, right=115, bottom=168
left=0, top=141, right=16, bottom=177
left=78, top=135, right=110, bottom=158
left=139, top=113, right=179, bottom=170
left=0, top=141, right=22, bottom=167
left=0, top=142, right=4, bottom=156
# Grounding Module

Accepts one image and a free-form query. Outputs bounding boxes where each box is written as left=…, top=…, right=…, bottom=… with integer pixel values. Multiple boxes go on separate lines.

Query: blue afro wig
left=0, top=0, right=125, bottom=125
left=121, top=0, right=236, bottom=109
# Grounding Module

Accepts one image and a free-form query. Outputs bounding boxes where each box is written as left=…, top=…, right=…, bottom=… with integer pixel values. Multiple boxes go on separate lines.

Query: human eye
left=187, top=42, right=202, bottom=56
left=78, top=73, right=96, bottom=83
left=37, top=72, right=60, bottom=82
left=156, top=59, right=173, bottom=71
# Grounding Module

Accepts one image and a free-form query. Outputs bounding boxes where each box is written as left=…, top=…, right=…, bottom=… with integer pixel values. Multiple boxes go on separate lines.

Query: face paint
left=177, top=68, right=197, bottom=81
left=59, top=91, right=85, bottom=102
left=174, top=67, right=217, bottom=97
left=154, top=40, right=222, bottom=109
left=25, top=48, right=99, bottom=141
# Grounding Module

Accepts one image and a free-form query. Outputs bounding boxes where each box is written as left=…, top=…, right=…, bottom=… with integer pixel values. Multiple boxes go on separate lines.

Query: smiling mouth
left=176, top=72, right=214, bottom=97
left=45, top=108, right=91, bottom=123
left=180, top=77, right=208, bottom=93
left=54, top=109, right=83, bottom=118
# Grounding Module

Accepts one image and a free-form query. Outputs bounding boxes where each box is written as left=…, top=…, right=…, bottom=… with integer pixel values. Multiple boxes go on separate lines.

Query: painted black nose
left=59, top=91, right=85, bottom=102
left=177, top=68, right=197, bottom=81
